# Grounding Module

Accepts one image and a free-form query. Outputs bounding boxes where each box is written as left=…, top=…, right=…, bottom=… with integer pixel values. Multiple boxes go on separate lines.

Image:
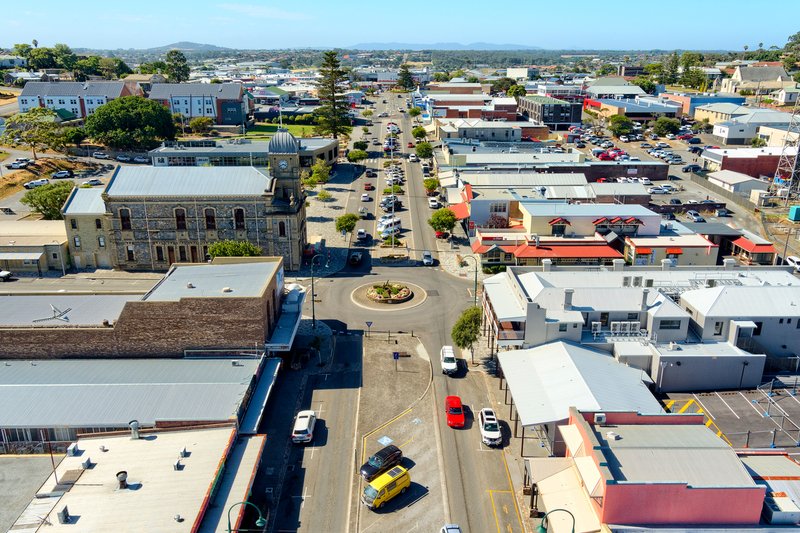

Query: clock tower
left=267, top=128, right=302, bottom=203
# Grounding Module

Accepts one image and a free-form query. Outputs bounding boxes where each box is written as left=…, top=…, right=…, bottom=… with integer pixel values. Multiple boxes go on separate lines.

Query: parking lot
left=667, top=381, right=800, bottom=450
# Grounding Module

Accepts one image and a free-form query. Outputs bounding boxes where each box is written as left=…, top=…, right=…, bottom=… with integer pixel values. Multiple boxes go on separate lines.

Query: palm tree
left=32, top=39, right=38, bottom=48
left=758, top=42, right=764, bottom=51
left=743, top=45, right=749, bottom=60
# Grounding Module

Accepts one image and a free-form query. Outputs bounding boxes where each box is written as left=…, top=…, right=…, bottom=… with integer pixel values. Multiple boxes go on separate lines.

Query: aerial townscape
left=5, top=2, right=800, bottom=532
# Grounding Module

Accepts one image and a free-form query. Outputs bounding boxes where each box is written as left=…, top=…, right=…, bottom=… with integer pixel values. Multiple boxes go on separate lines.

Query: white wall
left=169, top=96, right=217, bottom=119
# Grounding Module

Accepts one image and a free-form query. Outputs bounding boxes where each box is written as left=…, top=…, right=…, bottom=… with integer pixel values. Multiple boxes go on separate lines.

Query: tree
left=74, top=56, right=101, bottom=81
left=751, top=137, right=767, bottom=147
left=663, top=52, right=680, bottom=84
left=397, top=63, right=415, bottom=90
left=362, top=109, right=373, bottom=118
left=432, top=72, right=449, bottom=82
left=347, top=149, right=368, bottom=162
left=32, top=39, right=38, bottom=49
left=691, top=118, right=712, bottom=133
left=27, top=47, right=57, bottom=70
left=490, top=77, right=515, bottom=94
left=335, top=213, right=359, bottom=233
left=311, top=160, right=331, bottom=186
left=507, top=84, right=527, bottom=98
left=138, top=60, right=167, bottom=74
left=652, top=116, right=681, bottom=136
left=84, top=95, right=176, bottom=150
left=208, top=240, right=262, bottom=258
left=632, top=76, right=656, bottom=94
left=644, top=63, right=664, bottom=78
left=466, top=76, right=480, bottom=83
left=451, top=306, right=482, bottom=355
left=52, top=43, right=77, bottom=70
left=20, top=181, right=74, bottom=220
left=608, top=115, right=634, bottom=137
left=189, top=116, right=213, bottom=134
left=411, top=126, right=427, bottom=140
left=415, top=142, right=433, bottom=159
left=12, top=43, right=32, bottom=59
left=680, top=52, right=703, bottom=70
left=423, top=178, right=439, bottom=192
left=0, top=108, right=63, bottom=159
left=383, top=185, right=403, bottom=195
left=408, top=107, right=421, bottom=118
left=353, top=140, right=368, bottom=151
left=680, top=67, right=707, bottom=90
left=597, top=64, right=616, bottom=77
left=315, top=50, right=352, bottom=139
left=787, top=31, right=800, bottom=53
left=61, top=126, right=87, bottom=148
left=783, top=54, right=798, bottom=73
left=165, top=50, right=190, bottom=83
left=428, top=208, right=457, bottom=233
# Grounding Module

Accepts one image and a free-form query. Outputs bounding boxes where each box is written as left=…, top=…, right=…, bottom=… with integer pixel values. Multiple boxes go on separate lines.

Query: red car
left=677, top=133, right=694, bottom=140
left=407, top=142, right=414, bottom=148
left=364, top=183, right=374, bottom=191
left=445, top=396, right=465, bottom=428
left=435, top=230, right=449, bottom=239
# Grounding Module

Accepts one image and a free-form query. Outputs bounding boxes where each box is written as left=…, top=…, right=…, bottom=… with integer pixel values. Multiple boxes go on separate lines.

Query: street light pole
left=739, top=360, right=750, bottom=389
left=226, top=500, right=267, bottom=533
left=536, top=508, right=575, bottom=533
left=310, top=254, right=322, bottom=331
left=461, top=255, right=478, bottom=306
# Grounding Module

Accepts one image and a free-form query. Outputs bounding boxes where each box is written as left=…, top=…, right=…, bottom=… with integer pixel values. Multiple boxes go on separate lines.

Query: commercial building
left=0, top=258, right=301, bottom=359
left=624, top=232, right=718, bottom=266
left=712, top=109, right=794, bottom=145
left=659, top=91, right=746, bottom=117
left=584, top=97, right=680, bottom=122
left=434, top=118, right=541, bottom=143
left=148, top=83, right=253, bottom=126
left=707, top=169, right=770, bottom=196
left=701, top=146, right=798, bottom=177
left=0, top=220, right=68, bottom=275
left=584, top=78, right=647, bottom=100
left=18, top=81, right=142, bottom=119
left=517, top=95, right=583, bottom=131
left=148, top=137, right=338, bottom=168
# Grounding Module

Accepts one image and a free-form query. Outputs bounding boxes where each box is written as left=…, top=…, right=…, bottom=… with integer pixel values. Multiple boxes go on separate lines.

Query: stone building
left=63, top=129, right=307, bottom=271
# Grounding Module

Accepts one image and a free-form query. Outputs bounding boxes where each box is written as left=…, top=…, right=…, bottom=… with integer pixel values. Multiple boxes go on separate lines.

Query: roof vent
left=129, top=420, right=140, bottom=440
left=116, top=470, right=128, bottom=490
left=186, top=282, right=195, bottom=289
left=222, top=287, right=233, bottom=293
left=606, top=431, right=621, bottom=441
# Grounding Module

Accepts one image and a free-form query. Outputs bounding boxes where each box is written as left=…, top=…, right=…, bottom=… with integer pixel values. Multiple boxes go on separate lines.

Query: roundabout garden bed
left=366, top=281, right=413, bottom=304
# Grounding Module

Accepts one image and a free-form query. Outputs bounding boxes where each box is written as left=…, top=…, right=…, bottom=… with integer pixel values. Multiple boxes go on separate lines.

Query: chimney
left=661, top=259, right=673, bottom=271
left=541, top=259, right=553, bottom=271
left=641, top=288, right=650, bottom=311
left=116, top=471, right=128, bottom=490
left=129, top=420, right=140, bottom=440
left=612, top=259, right=625, bottom=271
left=564, top=288, right=574, bottom=310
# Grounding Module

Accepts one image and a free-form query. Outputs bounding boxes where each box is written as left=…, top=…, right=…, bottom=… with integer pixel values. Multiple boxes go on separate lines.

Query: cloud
left=217, top=3, right=308, bottom=20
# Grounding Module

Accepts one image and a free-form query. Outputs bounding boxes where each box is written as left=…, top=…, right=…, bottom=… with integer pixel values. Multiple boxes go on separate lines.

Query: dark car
left=670, top=198, right=682, bottom=205
left=575, top=142, right=586, bottom=148
left=360, top=445, right=403, bottom=481
left=687, top=137, right=702, bottom=144
left=366, top=170, right=378, bottom=178
left=682, top=164, right=702, bottom=173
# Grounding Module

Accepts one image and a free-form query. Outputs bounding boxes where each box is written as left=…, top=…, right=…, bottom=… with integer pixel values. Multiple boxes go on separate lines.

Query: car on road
left=52, top=170, right=74, bottom=179
left=361, top=193, right=371, bottom=202
left=440, top=345, right=457, bottom=375
left=92, top=151, right=109, bottom=159
left=0, top=270, right=12, bottom=282
left=365, top=170, right=378, bottom=178
left=364, top=182, right=374, bottom=191
left=478, top=408, right=502, bottom=446
left=82, top=179, right=103, bottom=187
left=372, top=138, right=381, bottom=146
left=406, top=142, right=414, bottom=148
left=786, top=256, right=800, bottom=271
left=291, top=410, right=316, bottom=444
left=358, top=207, right=370, bottom=219
left=356, top=228, right=368, bottom=241
left=349, top=251, right=363, bottom=265
left=648, top=186, right=668, bottom=194
left=24, top=178, right=49, bottom=189
left=422, top=250, right=434, bottom=266
left=686, top=210, right=705, bottom=223
left=445, top=395, right=465, bottom=428
left=440, top=525, right=463, bottom=533
left=428, top=198, right=439, bottom=209
left=409, top=154, right=418, bottom=162
left=360, top=445, right=403, bottom=481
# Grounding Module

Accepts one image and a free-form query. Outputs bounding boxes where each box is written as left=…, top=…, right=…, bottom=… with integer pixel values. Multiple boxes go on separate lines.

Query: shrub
left=316, top=190, right=332, bottom=201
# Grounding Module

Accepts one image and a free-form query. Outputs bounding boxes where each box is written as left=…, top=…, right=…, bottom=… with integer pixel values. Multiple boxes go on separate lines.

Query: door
left=190, top=245, right=198, bottom=263
left=600, top=312, right=609, bottom=328
left=167, top=246, right=176, bottom=265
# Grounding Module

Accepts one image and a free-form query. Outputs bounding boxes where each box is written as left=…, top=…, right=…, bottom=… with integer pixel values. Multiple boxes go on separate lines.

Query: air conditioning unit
left=630, top=321, right=641, bottom=333
left=66, top=443, right=79, bottom=456
left=633, top=276, right=643, bottom=287
left=622, top=276, right=631, bottom=287
left=620, top=321, right=631, bottom=335
left=594, top=413, right=607, bottom=425
left=591, top=322, right=602, bottom=335
left=610, top=322, right=621, bottom=334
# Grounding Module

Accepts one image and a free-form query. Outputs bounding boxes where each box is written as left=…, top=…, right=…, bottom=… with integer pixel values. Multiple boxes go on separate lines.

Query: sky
left=4, top=0, right=800, bottom=51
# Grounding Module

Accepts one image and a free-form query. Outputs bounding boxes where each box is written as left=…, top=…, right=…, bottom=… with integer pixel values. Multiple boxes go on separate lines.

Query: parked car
left=92, top=151, right=109, bottom=159
left=648, top=186, right=668, bottom=194
left=115, top=154, right=131, bottom=162
left=82, top=179, right=103, bottom=187
left=676, top=133, right=694, bottom=140
left=52, top=170, right=74, bottom=179
left=682, top=164, right=702, bottom=173
left=785, top=256, right=800, bottom=271
left=686, top=210, right=705, bottom=223
left=361, top=465, right=410, bottom=510
left=357, top=228, right=368, bottom=241
left=409, top=154, right=419, bottom=162
left=6, top=161, right=29, bottom=169
left=380, top=226, right=401, bottom=239
left=649, top=133, right=659, bottom=140
left=445, top=395, right=465, bottom=428
left=23, top=178, right=49, bottom=189
left=665, top=134, right=676, bottom=140
left=428, top=198, right=440, bottom=209
left=638, top=177, right=652, bottom=186
left=687, top=137, right=702, bottom=144
left=575, top=142, right=586, bottom=148
left=435, top=230, right=449, bottom=239
left=662, top=212, right=676, bottom=220
left=640, top=142, right=653, bottom=149
left=716, top=208, right=730, bottom=217
left=133, top=156, right=149, bottom=163
left=478, top=408, right=502, bottom=446
left=440, top=345, right=457, bottom=375
left=360, top=445, right=403, bottom=481
left=364, top=182, right=374, bottom=191
left=670, top=198, right=682, bottom=205
left=0, top=270, right=13, bottom=282
left=291, top=410, right=317, bottom=444
left=361, top=193, right=371, bottom=202
left=422, top=250, right=434, bottom=266
left=619, top=135, right=629, bottom=142
left=366, top=169, right=378, bottom=178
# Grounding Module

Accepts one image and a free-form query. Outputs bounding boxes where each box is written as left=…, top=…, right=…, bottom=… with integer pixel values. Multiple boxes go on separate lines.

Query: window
left=234, top=208, right=245, bottom=230
left=714, top=321, right=723, bottom=335
left=558, top=324, right=568, bottom=332
left=204, top=208, right=216, bottom=230
left=627, top=312, right=639, bottom=320
left=73, top=236, right=81, bottom=248
left=178, top=246, right=187, bottom=262
left=126, top=245, right=135, bottom=261
left=155, top=246, right=164, bottom=262
left=175, top=208, right=187, bottom=230
left=551, top=224, right=566, bottom=236
left=95, top=218, right=102, bottom=229
left=70, top=219, right=77, bottom=229
left=489, top=203, right=507, bottom=214
left=279, top=221, right=286, bottom=237
left=659, top=319, right=682, bottom=330
left=119, top=208, right=131, bottom=230
left=780, top=318, right=784, bottom=324
left=98, top=236, right=105, bottom=248
left=753, top=321, right=763, bottom=336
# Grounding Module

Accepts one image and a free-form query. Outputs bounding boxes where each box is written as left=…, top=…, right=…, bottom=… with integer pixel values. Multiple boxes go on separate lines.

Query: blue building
left=661, top=92, right=747, bottom=118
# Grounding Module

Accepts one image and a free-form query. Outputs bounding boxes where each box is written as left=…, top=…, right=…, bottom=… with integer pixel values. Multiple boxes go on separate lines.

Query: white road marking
left=714, top=392, right=740, bottom=419
left=345, top=383, right=362, bottom=532
left=692, top=393, right=715, bottom=421
left=740, top=391, right=765, bottom=416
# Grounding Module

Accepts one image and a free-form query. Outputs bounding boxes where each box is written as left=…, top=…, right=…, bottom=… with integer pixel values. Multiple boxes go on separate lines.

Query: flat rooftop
left=149, top=137, right=334, bottom=156
left=143, top=261, right=280, bottom=301
left=627, top=233, right=717, bottom=248
left=0, top=294, right=140, bottom=327
left=0, top=357, right=262, bottom=428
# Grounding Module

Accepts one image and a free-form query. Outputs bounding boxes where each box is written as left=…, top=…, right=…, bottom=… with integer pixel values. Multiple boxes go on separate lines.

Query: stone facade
left=65, top=213, right=113, bottom=269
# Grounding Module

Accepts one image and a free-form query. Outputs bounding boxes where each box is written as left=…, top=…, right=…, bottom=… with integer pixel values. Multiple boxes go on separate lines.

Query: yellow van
left=361, top=465, right=410, bottom=510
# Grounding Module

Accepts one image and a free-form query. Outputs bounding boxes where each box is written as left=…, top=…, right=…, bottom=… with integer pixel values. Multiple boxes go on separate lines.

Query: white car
left=116, top=154, right=131, bottom=162
left=478, top=408, right=502, bottom=446
left=291, top=410, right=317, bottom=444
left=422, top=251, right=434, bottom=266
left=23, top=178, right=49, bottom=189
left=361, top=193, right=371, bottom=202
left=638, top=177, right=652, bottom=186
left=92, top=151, right=109, bottom=159
left=440, top=345, right=457, bottom=375
left=409, top=154, right=419, bottom=162
left=786, top=256, right=800, bottom=271
left=133, top=156, right=149, bottom=164
left=648, top=186, right=667, bottom=194
left=0, top=270, right=12, bottom=282
left=619, top=135, right=629, bottom=142
left=428, top=198, right=440, bottom=209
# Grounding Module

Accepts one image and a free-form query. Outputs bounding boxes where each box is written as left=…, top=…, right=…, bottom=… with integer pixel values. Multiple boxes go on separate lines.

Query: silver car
left=422, top=251, right=434, bottom=266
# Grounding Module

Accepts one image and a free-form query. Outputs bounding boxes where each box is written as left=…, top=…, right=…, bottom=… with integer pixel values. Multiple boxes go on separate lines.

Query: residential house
left=0, top=55, right=26, bottom=68
left=710, top=108, right=794, bottom=145
left=720, top=65, right=795, bottom=94
left=121, top=73, right=166, bottom=94
left=18, top=81, right=140, bottom=119
left=772, top=86, right=800, bottom=105
left=148, top=83, right=252, bottom=126
left=3, top=71, right=46, bottom=86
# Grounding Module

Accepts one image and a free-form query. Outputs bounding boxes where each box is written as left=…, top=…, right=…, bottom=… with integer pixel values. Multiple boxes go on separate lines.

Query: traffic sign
left=393, top=352, right=400, bottom=360
left=366, top=321, right=373, bottom=328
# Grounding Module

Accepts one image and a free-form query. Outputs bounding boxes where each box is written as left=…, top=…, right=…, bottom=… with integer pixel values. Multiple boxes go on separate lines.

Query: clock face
left=278, top=159, right=289, bottom=170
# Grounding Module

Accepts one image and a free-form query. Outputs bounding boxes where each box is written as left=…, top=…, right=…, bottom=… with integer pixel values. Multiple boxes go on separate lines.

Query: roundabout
left=350, top=280, right=428, bottom=312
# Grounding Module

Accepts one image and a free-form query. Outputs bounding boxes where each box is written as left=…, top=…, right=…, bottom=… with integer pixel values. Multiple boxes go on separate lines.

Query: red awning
left=666, top=248, right=683, bottom=255
left=513, top=243, right=623, bottom=259
left=731, top=236, right=777, bottom=254
left=449, top=202, right=470, bottom=220
left=592, top=217, right=608, bottom=225
left=609, top=217, right=624, bottom=224
left=636, top=248, right=653, bottom=255
left=624, top=217, right=643, bottom=224
left=548, top=217, right=571, bottom=225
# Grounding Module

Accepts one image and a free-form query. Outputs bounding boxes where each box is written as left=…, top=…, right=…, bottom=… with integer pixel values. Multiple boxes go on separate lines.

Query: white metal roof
left=483, top=273, right=526, bottom=321
left=144, top=261, right=279, bottom=301
left=498, top=341, right=662, bottom=426
left=681, top=286, right=800, bottom=317
left=708, top=169, right=764, bottom=185
left=105, top=166, right=273, bottom=198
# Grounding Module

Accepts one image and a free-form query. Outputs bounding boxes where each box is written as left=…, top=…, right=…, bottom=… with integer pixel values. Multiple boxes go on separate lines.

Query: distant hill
left=143, top=42, right=231, bottom=53
left=347, top=42, right=542, bottom=51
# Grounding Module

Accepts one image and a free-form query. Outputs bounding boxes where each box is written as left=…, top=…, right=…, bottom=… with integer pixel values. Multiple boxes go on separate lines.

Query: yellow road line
left=664, top=399, right=675, bottom=410
left=360, top=408, right=412, bottom=463
left=398, top=437, right=414, bottom=449
left=500, top=451, right=524, bottom=532
left=488, top=490, right=501, bottom=533
left=677, top=399, right=695, bottom=413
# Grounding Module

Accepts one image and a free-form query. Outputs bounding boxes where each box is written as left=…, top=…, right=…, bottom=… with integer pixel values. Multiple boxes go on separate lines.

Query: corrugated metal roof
left=20, top=81, right=127, bottom=98
left=519, top=202, right=657, bottom=217
left=62, top=187, right=106, bottom=215
left=144, top=261, right=279, bottom=301
left=268, top=129, right=299, bottom=154
left=483, top=272, right=526, bottom=321
left=681, top=286, right=800, bottom=317
left=0, top=294, right=137, bottom=326
left=498, top=341, right=661, bottom=426
left=148, top=82, right=243, bottom=100
left=0, top=358, right=261, bottom=427
left=105, top=166, right=272, bottom=197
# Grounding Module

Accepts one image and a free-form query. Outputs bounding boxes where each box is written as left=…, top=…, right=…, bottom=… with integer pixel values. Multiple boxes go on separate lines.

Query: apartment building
left=148, top=83, right=252, bottom=125
left=517, top=95, right=583, bottom=131
left=18, top=81, right=140, bottom=119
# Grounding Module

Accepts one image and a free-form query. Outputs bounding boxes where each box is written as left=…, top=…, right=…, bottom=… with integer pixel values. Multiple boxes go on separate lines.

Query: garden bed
left=366, top=282, right=413, bottom=304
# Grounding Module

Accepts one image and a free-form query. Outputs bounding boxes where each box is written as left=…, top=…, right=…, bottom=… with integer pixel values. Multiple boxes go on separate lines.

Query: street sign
left=366, top=321, right=373, bottom=328
left=393, top=351, right=400, bottom=360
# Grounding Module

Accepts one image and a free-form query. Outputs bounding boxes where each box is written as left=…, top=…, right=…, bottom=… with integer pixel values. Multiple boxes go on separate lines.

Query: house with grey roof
left=721, top=65, right=795, bottom=94
left=711, top=108, right=794, bottom=144
left=148, top=82, right=252, bottom=125
left=18, top=81, right=141, bottom=119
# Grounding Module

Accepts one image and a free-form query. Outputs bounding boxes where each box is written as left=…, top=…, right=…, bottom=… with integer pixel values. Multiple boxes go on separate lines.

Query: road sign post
left=366, top=321, right=373, bottom=337
left=393, top=351, right=399, bottom=372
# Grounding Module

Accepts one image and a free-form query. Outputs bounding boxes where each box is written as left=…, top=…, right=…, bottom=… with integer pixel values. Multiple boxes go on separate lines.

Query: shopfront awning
left=635, top=248, right=653, bottom=255
left=0, top=252, right=44, bottom=261
left=666, top=248, right=683, bottom=255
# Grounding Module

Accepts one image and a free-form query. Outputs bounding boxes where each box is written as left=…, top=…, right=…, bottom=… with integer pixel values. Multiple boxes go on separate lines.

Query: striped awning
left=592, top=217, right=608, bottom=225
left=548, top=217, right=571, bottom=225
left=666, top=248, right=683, bottom=255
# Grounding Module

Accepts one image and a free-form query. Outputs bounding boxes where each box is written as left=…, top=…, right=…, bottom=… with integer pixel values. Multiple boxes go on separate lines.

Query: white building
left=18, top=81, right=138, bottom=119
left=707, top=170, right=770, bottom=196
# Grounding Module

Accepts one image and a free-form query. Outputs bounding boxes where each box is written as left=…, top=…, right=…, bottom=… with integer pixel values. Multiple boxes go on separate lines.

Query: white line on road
left=714, top=392, right=740, bottom=419
left=692, top=394, right=715, bottom=421
left=740, top=391, right=765, bottom=416
left=346, top=382, right=362, bottom=532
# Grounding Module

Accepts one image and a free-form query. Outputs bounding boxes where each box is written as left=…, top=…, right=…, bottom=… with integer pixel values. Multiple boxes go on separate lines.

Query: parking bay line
left=714, top=391, right=740, bottom=419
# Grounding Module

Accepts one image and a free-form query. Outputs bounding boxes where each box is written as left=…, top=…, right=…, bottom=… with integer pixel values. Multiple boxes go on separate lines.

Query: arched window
left=175, top=208, right=187, bottom=230
left=234, top=208, right=245, bottom=230
left=204, top=208, right=216, bottom=230
left=278, top=221, right=286, bottom=237
left=119, top=208, right=131, bottom=230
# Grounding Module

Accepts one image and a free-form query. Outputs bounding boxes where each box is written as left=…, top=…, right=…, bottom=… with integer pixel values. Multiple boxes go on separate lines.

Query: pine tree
left=315, top=51, right=352, bottom=139
left=397, top=64, right=415, bottom=90
left=165, top=50, right=190, bottom=83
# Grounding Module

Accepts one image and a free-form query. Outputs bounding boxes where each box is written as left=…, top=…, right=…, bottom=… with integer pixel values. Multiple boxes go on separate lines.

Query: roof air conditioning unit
left=606, top=431, right=621, bottom=440
left=594, top=413, right=607, bottom=425
left=57, top=506, right=71, bottom=524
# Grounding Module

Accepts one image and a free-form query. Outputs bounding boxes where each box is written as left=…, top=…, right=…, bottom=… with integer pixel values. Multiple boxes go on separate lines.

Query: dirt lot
left=0, top=157, right=100, bottom=200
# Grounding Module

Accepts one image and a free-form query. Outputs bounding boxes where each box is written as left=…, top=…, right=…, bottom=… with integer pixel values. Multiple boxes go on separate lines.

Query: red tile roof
left=511, top=243, right=623, bottom=259
left=449, top=202, right=470, bottom=220
left=732, top=236, right=776, bottom=254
